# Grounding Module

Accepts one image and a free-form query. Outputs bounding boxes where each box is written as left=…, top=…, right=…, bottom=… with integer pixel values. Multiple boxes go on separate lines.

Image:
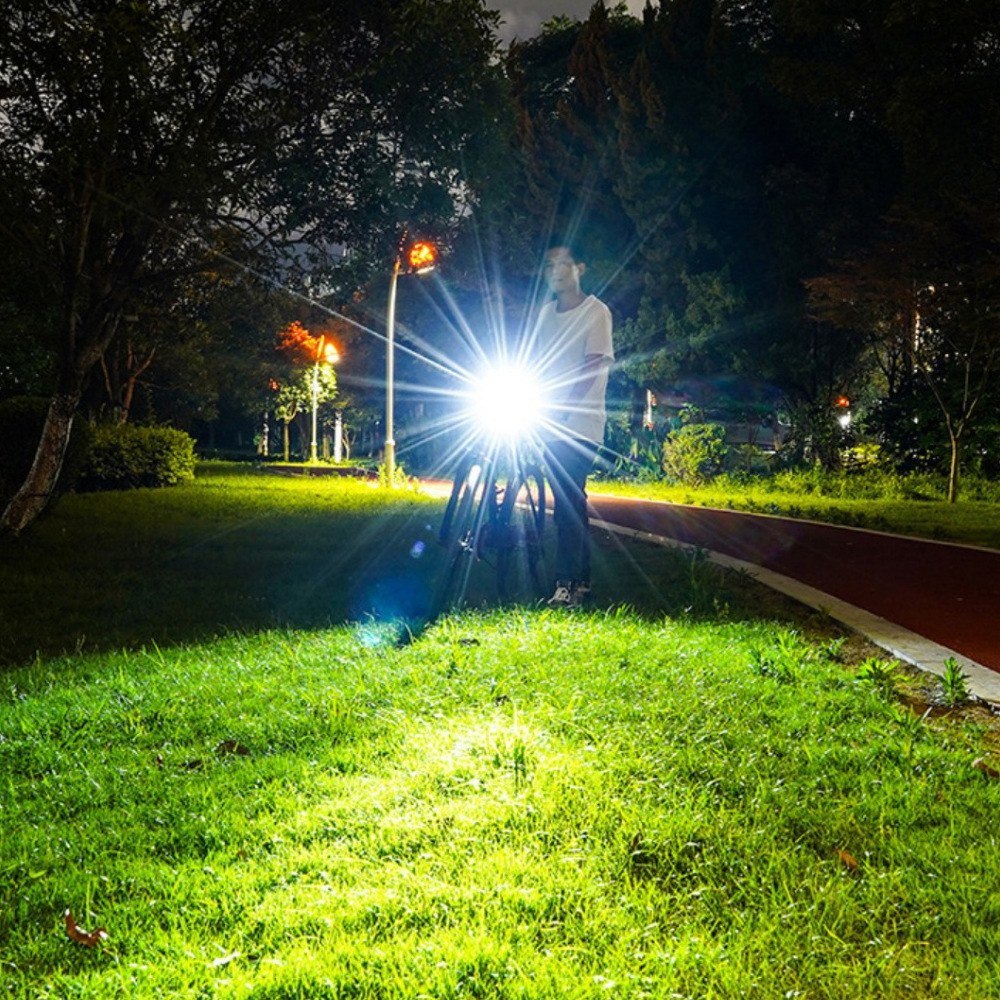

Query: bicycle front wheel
left=431, top=455, right=491, bottom=617
left=493, top=463, right=548, bottom=602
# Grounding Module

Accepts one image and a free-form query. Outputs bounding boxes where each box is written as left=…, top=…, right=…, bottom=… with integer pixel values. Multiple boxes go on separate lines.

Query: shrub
left=661, top=422, right=728, bottom=485
left=0, top=396, right=93, bottom=506
left=79, top=424, right=196, bottom=491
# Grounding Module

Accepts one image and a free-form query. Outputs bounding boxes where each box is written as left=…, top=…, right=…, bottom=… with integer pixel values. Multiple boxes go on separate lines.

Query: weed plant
left=3, top=611, right=1000, bottom=998
left=855, top=657, right=902, bottom=702
left=939, top=657, right=973, bottom=708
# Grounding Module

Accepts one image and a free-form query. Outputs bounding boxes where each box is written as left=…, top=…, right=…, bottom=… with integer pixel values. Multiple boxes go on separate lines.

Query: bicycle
left=430, top=441, right=549, bottom=618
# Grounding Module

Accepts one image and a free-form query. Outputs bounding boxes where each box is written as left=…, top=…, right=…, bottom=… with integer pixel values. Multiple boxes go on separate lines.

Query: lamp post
left=333, top=409, right=343, bottom=463
left=310, top=336, right=339, bottom=465
left=384, top=237, right=436, bottom=485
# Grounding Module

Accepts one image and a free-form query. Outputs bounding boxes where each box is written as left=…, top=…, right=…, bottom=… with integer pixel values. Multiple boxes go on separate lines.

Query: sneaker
left=546, top=581, right=573, bottom=607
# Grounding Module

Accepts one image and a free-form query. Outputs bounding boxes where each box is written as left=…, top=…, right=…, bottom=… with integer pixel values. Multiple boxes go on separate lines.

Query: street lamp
left=310, top=335, right=340, bottom=464
left=384, top=237, right=436, bottom=485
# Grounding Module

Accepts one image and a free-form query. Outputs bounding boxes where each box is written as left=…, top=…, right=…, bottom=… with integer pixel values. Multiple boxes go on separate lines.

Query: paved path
left=587, top=494, right=1000, bottom=701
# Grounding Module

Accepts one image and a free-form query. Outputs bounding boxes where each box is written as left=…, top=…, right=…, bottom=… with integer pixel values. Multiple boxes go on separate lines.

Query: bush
left=79, top=424, right=196, bottom=491
left=661, top=423, right=728, bottom=485
left=0, top=396, right=93, bottom=506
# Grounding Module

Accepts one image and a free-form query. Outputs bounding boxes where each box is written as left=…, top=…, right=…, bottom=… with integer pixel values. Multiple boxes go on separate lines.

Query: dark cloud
left=494, top=0, right=644, bottom=45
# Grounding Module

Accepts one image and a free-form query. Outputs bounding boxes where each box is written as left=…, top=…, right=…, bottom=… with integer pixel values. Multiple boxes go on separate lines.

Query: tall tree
left=775, top=0, right=1000, bottom=491
left=0, top=0, right=501, bottom=533
left=502, top=0, right=873, bottom=461
left=611, top=0, right=757, bottom=386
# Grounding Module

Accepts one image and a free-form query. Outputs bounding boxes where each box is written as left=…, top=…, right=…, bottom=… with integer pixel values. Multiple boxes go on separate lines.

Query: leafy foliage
left=79, top=425, right=196, bottom=491
left=661, top=422, right=728, bottom=485
left=490, top=0, right=1000, bottom=490
left=0, top=0, right=503, bottom=530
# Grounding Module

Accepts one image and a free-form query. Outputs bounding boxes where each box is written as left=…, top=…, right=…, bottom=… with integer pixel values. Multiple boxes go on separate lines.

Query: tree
left=810, top=214, right=1000, bottom=499
left=271, top=365, right=337, bottom=463
left=500, top=0, right=874, bottom=461
left=782, top=0, right=1000, bottom=493
left=479, top=0, right=998, bottom=483
left=270, top=320, right=341, bottom=461
left=0, top=0, right=501, bottom=533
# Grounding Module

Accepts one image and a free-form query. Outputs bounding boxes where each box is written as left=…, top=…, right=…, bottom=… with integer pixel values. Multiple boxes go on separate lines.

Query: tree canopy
left=0, top=0, right=503, bottom=531
left=485, top=0, right=1000, bottom=490
left=3, top=0, right=999, bottom=515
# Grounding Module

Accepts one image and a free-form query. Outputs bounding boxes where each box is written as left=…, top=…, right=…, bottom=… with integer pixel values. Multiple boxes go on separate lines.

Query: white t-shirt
left=534, top=294, right=614, bottom=445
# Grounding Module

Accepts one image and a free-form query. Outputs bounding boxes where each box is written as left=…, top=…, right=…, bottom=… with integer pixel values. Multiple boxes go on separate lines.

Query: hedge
left=78, top=424, right=196, bottom=491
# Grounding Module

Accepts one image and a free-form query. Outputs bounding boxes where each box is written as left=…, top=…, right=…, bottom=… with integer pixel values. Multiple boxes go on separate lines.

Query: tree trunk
left=947, top=429, right=961, bottom=504
left=0, top=392, right=79, bottom=535
left=1, top=299, right=120, bottom=534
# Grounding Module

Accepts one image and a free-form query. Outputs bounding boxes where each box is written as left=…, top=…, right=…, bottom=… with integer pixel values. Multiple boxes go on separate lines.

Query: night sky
left=495, top=0, right=646, bottom=45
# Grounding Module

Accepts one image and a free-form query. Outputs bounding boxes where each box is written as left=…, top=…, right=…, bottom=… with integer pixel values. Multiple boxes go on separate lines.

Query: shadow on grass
left=0, top=468, right=825, bottom=668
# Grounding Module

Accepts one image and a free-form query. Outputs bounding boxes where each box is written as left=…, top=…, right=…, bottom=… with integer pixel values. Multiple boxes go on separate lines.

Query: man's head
left=543, top=243, right=586, bottom=297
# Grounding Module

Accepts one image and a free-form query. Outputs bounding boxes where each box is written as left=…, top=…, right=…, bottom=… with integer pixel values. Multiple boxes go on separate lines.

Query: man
left=533, top=241, right=614, bottom=608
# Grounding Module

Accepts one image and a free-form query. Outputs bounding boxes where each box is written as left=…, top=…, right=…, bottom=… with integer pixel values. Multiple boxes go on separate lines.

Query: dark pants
left=544, top=436, right=599, bottom=585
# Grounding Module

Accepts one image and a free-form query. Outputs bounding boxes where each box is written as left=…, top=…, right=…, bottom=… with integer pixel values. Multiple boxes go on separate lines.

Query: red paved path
left=588, top=495, right=1000, bottom=672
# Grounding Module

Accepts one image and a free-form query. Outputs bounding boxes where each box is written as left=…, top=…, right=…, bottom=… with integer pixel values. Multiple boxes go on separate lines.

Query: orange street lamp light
left=385, top=236, right=437, bottom=486
left=408, top=241, right=437, bottom=274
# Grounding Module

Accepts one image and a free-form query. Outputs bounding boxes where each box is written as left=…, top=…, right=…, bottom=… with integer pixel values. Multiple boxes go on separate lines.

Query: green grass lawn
left=0, top=465, right=444, bottom=666
left=3, top=464, right=1000, bottom=998
left=0, top=464, right=824, bottom=669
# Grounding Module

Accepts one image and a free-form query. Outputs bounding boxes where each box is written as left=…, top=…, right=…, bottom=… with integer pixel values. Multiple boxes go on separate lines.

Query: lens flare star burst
left=466, top=363, right=548, bottom=444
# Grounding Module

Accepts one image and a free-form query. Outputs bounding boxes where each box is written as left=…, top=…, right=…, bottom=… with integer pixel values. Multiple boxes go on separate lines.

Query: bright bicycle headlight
left=468, top=363, right=546, bottom=441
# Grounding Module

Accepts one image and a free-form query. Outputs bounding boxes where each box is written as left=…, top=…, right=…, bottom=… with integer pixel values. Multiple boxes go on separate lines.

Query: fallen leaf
left=973, top=758, right=1000, bottom=779
left=64, top=910, right=108, bottom=947
left=215, top=740, right=251, bottom=757
left=835, top=849, right=859, bottom=872
left=182, top=759, right=204, bottom=770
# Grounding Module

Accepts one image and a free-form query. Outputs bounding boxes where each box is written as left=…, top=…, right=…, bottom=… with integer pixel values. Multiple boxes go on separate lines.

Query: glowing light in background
left=836, top=394, right=851, bottom=429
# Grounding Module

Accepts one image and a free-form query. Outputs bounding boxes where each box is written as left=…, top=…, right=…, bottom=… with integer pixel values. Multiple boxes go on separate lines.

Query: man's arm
left=564, top=353, right=611, bottom=405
